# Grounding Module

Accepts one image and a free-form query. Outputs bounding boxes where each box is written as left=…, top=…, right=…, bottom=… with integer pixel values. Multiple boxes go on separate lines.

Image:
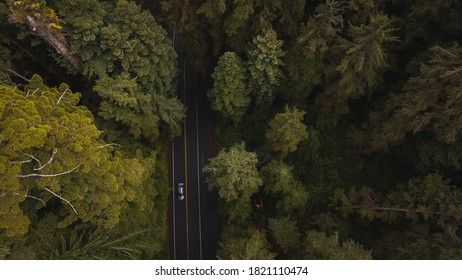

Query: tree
left=260, top=160, right=308, bottom=212
left=94, top=73, right=160, bottom=139
left=268, top=216, right=300, bottom=254
left=0, top=75, right=145, bottom=237
left=335, top=13, right=398, bottom=99
left=334, top=173, right=462, bottom=231
left=208, top=52, right=251, bottom=124
left=317, top=12, right=398, bottom=118
left=303, top=231, right=372, bottom=260
left=374, top=44, right=462, bottom=150
left=54, top=0, right=183, bottom=140
left=6, top=0, right=83, bottom=72
left=265, top=106, right=308, bottom=157
left=203, top=143, right=262, bottom=202
left=297, top=0, right=342, bottom=58
left=217, top=227, right=276, bottom=260
left=247, top=27, right=285, bottom=103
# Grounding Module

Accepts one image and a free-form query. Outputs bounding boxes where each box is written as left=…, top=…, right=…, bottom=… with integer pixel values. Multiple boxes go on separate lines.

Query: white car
left=177, top=182, right=185, bottom=200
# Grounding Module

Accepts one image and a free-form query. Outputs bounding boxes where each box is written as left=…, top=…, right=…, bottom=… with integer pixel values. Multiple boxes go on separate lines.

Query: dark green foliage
left=297, top=0, right=342, bottom=58
left=55, top=0, right=183, bottom=140
left=268, top=216, right=300, bottom=254
left=335, top=14, right=398, bottom=99
left=334, top=174, right=462, bottom=232
left=376, top=44, right=462, bottom=149
left=260, top=160, right=308, bottom=213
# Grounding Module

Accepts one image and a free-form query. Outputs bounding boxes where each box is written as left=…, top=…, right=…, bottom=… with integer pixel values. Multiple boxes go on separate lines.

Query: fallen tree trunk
left=26, top=15, right=83, bottom=73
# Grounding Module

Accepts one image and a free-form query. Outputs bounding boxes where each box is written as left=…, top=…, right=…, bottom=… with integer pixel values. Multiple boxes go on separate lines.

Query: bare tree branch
left=23, top=153, right=42, bottom=167
left=352, top=205, right=442, bottom=215
left=53, top=89, right=69, bottom=112
left=24, top=194, right=46, bottom=207
left=11, top=158, right=32, bottom=165
left=34, top=149, right=57, bottom=171
left=44, top=187, right=78, bottom=214
left=27, top=88, right=39, bottom=97
left=16, top=165, right=80, bottom=178
left=7, top=69, right=30, bottom=82
left=98, top=143, right=122, bottom=149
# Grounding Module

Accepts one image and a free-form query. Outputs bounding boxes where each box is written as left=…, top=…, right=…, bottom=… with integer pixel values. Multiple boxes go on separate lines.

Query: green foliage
left=260, top=160, right=308, bottom=212
left=268, top=216, right=300, bottom=254
left=203, top=143, right=262, bottom=202
left=55, top=0, right=182, bottom=140
left=265, top=106, right=308, bottom=157
left=208, top=52, right=251, bottom=124
left=297, top=0, right=342, bottom=57
left=94, top=73, right=160, bottom=139
left=334, top=173, right=462, bottom=231
left=0, top=39, right=13, bottom=85
left=303, top=231, right=372, bottom=260
left=217, top=227, right=276, bottom=260
left=7, top=0, right=64, bottom=33
left=335, top=13, right=398, bottom=98
left=0, top=75, right=145, bottom=236
left=283, top=42, right=324, bottom=101
left=376, top=44, right=462, bottom=149
left=247, top=27, right=285, bottom=103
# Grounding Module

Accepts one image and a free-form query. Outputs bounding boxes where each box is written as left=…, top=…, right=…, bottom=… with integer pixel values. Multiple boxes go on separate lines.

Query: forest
left=1, top=0, right=462, bottom=260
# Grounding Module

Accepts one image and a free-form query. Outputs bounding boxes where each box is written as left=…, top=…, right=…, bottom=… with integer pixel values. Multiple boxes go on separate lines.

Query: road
left=170, top=37, right=222, bottom=260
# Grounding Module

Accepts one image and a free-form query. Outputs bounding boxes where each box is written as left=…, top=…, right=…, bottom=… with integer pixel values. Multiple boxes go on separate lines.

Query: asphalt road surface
left=170, top=37, right=221, bottom=260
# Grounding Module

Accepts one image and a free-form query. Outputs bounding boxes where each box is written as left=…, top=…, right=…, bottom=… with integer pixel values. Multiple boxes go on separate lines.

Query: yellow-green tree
left=265, top=106, right=308, bottom=157
left=247, top=27, right=285, bottom=103
left=0, top=75, right=144, bottom=237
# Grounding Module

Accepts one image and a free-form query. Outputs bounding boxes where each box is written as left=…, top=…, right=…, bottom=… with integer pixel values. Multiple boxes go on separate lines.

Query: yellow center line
left=183, top=60, right=189, bottom=260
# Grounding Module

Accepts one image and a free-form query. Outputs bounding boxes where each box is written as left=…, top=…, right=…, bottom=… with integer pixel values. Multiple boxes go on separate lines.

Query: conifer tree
left=55, top=0, right=183, bottom=140
left=297, top=0, right=342, bottom=58
left=303, top=231, right=372, bottom=260
left=268, top=216, right=300, bottom=254
left=334, top=173, right=462, bottom=231
left=247, top=27, right=285, bottom=103
left=203, top=143, right=262, bottom=202
left=208, top=52, right=250, bottom=124
left=376, top=44, right=462, bottom=149
left=217, top=227, right=276, bottom=260
left=265, top=106, right=308, bottom=157
left=335, top=13, right=398, bottom=99
left=260, top=160, right=308, bottom=212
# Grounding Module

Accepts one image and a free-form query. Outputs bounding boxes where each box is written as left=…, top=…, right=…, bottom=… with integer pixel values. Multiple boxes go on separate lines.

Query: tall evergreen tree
left=265, top=106, right=308, bottom=157
left=375, top=44, right=462, bottom=150
left=203, top=143, right=262, bottom=202
left=297, top=0, right=342, bottom=58
left=303, top=231, right=372, bottom=260
left=217, top=227, right=276, bottom=260
left=247, top=27, right=285, bottom=103
left=208, top=52, right=251, bottom=124
left=260, top=160, right=308, bottom=212
left=54, top=0, right=183, bottom=140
